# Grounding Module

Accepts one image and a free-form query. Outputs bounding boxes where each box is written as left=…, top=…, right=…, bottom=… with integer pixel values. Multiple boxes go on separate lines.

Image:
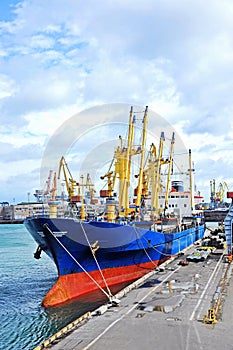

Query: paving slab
left=40, top=245, right=233, bottom=350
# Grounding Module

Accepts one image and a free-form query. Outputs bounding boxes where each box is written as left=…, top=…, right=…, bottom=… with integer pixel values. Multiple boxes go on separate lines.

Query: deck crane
left=145, top=132, right=175, bottom=219
left=100, top=171, right=116, bottom=198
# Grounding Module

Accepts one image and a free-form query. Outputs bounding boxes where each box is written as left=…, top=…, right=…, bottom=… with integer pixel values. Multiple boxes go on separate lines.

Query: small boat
left=25, top=106, right=205, bottom=307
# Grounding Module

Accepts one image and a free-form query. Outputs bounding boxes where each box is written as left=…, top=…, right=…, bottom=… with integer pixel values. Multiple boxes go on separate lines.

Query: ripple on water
left=0, top=225, right=131, bottom=350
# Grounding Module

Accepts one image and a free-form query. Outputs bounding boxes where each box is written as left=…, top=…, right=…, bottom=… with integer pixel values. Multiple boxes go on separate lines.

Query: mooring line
left=43, top=224, right=112, bottom=300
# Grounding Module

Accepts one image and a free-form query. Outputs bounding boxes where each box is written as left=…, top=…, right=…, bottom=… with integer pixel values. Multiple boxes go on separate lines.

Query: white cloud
left=0, top=75, right=15, bottom=99
left=30, top=34, right=55, bottom=49
left=0, top=0, right=233, bottom=202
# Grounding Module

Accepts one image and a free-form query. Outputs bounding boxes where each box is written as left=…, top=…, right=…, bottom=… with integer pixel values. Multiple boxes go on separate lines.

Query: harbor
left=33, top=228, right=232, bottom=350
left=1, top=1, right=233, bottom=350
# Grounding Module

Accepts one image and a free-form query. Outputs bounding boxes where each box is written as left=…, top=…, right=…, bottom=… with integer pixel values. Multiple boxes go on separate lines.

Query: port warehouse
left=0, top=202, right=67, bottom=221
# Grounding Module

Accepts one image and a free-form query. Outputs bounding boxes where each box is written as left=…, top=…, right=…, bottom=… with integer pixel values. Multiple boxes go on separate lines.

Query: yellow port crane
left=58, top=157, right=97, bottom=220
left=216, top=182, right=229, bottom=202
left=58, top=156, right=78, bottom=199
left=210, top=179, right=229, bottom=205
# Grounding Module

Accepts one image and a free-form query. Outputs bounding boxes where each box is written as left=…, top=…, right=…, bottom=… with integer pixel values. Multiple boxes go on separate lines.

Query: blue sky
left=0, top=0, right=233, bottom=203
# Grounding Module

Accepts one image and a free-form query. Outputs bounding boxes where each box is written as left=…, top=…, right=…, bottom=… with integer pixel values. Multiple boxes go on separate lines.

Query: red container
left=71, top=195, right=81, bottom=202
left=100, top=190, right=109, bottom=197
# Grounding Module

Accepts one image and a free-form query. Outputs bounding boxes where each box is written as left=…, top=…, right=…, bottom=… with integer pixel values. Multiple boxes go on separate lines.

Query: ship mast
left=189, top=149, right=194, bottom=211
left=164, top=132, right=175, bottom=214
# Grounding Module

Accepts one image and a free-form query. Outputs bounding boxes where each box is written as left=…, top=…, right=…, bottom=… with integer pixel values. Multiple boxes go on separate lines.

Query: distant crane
left=44, top=170, right=53, bottom=195
left=210, top=179, right=216, bottom=203
left=210, top=179, right=229, bottom=207
left=215, top=182, right=229, bottom=202
left=57, top=156, right=97, bottom=220
left=49, top=172, right=57, bottom=201
left=85, top=173, right=96, bottom=202
left=34, top=170, right=56, bottom=202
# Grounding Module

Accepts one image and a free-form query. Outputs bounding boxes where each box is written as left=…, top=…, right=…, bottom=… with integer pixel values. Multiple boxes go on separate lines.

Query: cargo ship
left=24, top=106, right=205, bottom=307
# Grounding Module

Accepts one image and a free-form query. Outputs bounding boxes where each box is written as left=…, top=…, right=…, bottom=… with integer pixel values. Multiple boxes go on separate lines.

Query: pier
left=34, top=234, right=233, bottom=350
left=204, top=209, right=229, bottom=222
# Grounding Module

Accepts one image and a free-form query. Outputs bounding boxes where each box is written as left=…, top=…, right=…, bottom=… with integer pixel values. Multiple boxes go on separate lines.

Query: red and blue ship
left=24, top=216, right=205, bottom=307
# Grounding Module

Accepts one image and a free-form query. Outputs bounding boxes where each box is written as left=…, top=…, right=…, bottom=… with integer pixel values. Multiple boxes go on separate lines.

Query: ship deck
left=34, top=233, right=232, bottom=350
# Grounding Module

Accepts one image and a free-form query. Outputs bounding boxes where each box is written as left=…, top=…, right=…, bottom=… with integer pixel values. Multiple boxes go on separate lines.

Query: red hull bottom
left=42, top=259, right=167, bottom=307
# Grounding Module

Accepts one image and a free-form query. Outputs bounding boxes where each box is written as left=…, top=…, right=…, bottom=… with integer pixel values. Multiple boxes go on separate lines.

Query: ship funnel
left=171, top=181, right=184, bottom=192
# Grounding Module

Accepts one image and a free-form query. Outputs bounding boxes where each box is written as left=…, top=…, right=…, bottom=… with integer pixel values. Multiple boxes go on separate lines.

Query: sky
left=0, top=0, right=233, bottom=204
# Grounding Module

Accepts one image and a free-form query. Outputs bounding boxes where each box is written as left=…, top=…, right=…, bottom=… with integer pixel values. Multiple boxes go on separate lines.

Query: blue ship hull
left=24, top=217, right=205, bottom=306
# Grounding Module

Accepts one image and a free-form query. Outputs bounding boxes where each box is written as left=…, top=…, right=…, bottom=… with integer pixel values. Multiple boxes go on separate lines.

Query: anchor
left=34, top=245, right=42, bottom=259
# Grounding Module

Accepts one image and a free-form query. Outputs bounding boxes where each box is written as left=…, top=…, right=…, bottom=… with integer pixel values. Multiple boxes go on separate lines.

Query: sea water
left=0, top=224, right=110, bottom=350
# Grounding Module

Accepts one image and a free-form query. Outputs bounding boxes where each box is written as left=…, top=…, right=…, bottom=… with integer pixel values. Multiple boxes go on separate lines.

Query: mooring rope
left=80, top=221, right=113, bottom=298
left=133, top=224, right=176, bottom=260
left=133, top=223, right=201, bottom=258
left=132, top=225, right=159, bottom=268
left=43, top=224, right=113, bottom=301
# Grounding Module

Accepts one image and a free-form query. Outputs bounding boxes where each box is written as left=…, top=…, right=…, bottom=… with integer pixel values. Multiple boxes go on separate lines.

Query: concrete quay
left=37, top=244, right=233, bottom=350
